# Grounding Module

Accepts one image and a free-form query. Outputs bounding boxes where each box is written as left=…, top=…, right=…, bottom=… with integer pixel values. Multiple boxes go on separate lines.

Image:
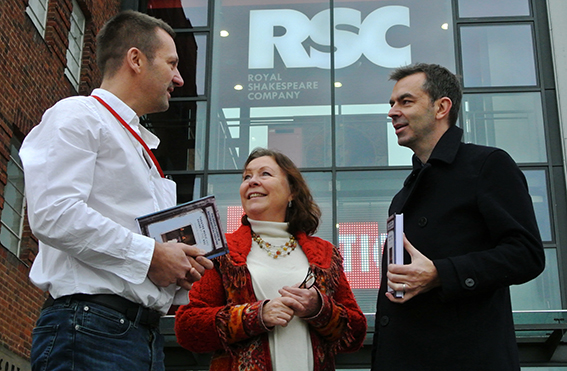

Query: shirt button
left=418, top=217, right=428, bottom=227
left=84, top=306, right=89, bottom=312
left=465, top=278, right=475, bottom=288
left=380, top=316, right=390, bottom=326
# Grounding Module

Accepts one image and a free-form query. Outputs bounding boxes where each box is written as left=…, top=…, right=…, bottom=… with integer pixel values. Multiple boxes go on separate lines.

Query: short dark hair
left=390, top=63, right=462, bottom=126
left=96, top=10, right=176, bottom=78
left=241, top=148, right=321, bottom=236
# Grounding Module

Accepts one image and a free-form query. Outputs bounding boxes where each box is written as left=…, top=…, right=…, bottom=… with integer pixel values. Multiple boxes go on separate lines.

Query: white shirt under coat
left=20, top=88, right=181, bottom=313
left=247, top=219, right=314, bottom=371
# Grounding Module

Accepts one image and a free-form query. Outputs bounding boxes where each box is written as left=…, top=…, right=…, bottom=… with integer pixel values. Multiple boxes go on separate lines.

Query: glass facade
left=143, top=0, right=567, bottom=352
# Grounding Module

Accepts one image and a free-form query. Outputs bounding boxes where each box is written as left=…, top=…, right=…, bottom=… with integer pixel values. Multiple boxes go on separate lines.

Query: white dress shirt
left=20, top=88, right=181, bottom=313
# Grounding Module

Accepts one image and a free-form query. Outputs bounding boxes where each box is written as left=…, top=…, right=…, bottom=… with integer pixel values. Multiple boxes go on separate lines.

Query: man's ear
left=125, top=47, right=143, bottom=74
left=435, top=97, right=452, bottom=120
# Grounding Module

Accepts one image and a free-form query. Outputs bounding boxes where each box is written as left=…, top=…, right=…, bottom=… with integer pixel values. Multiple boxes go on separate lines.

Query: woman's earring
left=288, top=200, right=292, bottom=208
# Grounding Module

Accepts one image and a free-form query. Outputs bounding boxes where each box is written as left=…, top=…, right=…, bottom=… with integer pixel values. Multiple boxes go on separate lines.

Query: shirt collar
left=412, top=125, right=463, bottom=170
left=92, top=88, right=160, bottom=150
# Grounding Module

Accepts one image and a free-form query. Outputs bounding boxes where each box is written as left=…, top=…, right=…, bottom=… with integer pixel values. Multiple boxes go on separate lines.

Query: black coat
left=372, top=126, right=545, bottom=370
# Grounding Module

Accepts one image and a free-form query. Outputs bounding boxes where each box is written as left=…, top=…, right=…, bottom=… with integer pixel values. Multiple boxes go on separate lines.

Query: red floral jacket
left=175, top=224, right=367, bottom=371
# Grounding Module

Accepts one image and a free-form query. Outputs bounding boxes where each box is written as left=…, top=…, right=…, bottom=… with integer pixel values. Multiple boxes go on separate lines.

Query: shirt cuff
left=122, top=233, right=155, bottom=284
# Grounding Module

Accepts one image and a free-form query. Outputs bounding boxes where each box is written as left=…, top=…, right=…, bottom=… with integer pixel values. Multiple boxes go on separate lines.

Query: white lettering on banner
left=248, top=6, right=411, bottom=70
left=245, top=73, right=318, bottom=101
left=339, top=234, right=357, bottom=272
left=337, top=223, right=383, bottom=289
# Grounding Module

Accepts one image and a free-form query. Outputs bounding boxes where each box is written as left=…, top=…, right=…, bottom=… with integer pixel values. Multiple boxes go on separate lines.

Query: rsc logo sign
left=248, top=6, right=411, bottom=70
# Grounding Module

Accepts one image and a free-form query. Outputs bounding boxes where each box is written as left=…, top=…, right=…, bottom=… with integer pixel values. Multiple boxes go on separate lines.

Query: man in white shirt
left=20, top=10, right=213, bottom=371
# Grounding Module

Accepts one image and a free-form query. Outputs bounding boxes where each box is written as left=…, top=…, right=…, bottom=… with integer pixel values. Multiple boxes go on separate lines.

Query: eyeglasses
left=299, top=267, right=316, bottom=289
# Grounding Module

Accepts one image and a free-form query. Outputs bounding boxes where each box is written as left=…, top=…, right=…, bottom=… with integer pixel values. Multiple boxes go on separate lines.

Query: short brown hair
left=241, top=148, right=321, bottom=236
left=96, top=10, right=175, bottom=78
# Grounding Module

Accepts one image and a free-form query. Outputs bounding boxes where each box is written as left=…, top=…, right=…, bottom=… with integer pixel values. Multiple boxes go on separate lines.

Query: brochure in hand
left=136, top=195, right=228, bottom=259
left=386, top=213, right=404, bottom=298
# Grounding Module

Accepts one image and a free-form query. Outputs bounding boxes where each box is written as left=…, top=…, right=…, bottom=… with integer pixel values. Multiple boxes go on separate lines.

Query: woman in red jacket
left=175, top=148, right=366, bottom=370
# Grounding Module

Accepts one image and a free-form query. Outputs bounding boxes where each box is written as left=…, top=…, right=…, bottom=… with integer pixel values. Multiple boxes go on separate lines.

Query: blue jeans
left=31, top=296, right=165, bottom=371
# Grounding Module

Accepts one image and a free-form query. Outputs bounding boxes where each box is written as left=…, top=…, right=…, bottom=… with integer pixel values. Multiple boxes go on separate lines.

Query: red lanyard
left=91, top=95, right=165, bottom=178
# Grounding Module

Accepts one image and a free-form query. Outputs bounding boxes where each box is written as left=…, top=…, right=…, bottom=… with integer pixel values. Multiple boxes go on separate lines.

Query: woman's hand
left=262, top=297, right=296, bottom=328
left=279, top=285, right=322, bottom=318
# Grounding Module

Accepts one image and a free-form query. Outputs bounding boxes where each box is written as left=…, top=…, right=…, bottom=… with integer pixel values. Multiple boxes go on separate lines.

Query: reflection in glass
left=210, top=105, right=332, bottom=170
left=210, top=1, right=334, bottom=170
left=0, top=140, right=25, bottom=255
left=143, top=101, right=207, bottom=171
left=336, top=170, right=409, bottom=313
left=169, top=174, right=200, bottom=204
left=147, top=2, right=207, bottom=96
left=174, top=33, right=207, bottom=97
left=461, top=25, right=536, bottom=87
left=511, top=249, right=561, bottom=310
left=523, top=170, right=552, bottom=241
left=334, top=0, right=455, bottom=106
left=335, top=104, right=413, bottom=167
left=302, top=172, right=332, bottom=242
left=462, top=92, right=546, bottom=163
left=458, top=0, right=530, bottom=18
left=147, top=0, right=208, bottom=28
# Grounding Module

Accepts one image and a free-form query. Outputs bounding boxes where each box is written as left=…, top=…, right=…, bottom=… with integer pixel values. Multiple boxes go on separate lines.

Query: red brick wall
left=0, top=0, right=121, bottom=360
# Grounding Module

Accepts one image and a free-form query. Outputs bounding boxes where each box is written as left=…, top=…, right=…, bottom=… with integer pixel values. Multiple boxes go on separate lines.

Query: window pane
left=144, top=101, right=206, bottom=171
left=1, top=139, right=24, bottom=255
left=302, top=172, right=332, bottom=243
left=333, top=0, right=455, bottom=106
left=336, top=170, right=409, bottom=313
left=462, top=92, right=546, bottom=163
left=458, top=0, right=530, bottom=18
left=207, top=174, right=242, bottom=234
left=7, top=159, right=24, bottom=194
left=523, top=170, right=552, bottom=242
left=65, top=0, right=85, bottom=88
left=332, top=0, right=453, bottom=167
left=1, top=203, right=21, bottom=233
left=461, top=25, right=536, bottom=87
left=26, top=0, right=48, bottom=35
left=148, top=0, right=209, bottom=28
left=4, top=182, right=24, bottom=217
left=173, top=33, right=207, bottom=97
left=0, top=226, right=20, bottom=255
left=511, top=249, right=561, bottom=310
left=209, top=1, right=334, bottom=170
left=335, top=105, right=412, bottom=167
left=170, top=174, right=201, bottom=205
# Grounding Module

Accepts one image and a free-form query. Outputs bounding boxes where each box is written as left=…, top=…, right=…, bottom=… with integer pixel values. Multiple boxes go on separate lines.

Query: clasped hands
left=148, top=241, right=214, bottom=290
left=262, top=284, right=322, bottom=328
left=386, top=235, right=441, bottom=303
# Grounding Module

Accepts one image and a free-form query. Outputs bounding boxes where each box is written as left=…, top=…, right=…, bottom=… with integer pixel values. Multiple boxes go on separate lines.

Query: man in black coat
left=371, top=63, right=545, bottom=370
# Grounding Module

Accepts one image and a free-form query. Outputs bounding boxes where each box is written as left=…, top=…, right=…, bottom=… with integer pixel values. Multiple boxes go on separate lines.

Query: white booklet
left=136, top=195, right=228, bottom=259
left=386, top=213, right=404, bottom=298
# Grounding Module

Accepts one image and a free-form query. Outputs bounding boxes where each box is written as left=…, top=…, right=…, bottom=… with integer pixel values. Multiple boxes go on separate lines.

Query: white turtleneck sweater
left=247, top=219, right=314, bottom=371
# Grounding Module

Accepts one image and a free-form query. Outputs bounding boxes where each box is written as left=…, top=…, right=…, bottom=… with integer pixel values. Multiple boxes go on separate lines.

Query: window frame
left=25, top=0, right=50, bottom=37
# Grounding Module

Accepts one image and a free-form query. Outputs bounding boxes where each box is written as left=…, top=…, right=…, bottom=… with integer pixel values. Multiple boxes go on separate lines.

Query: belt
left=42, top=294, right=162, bottom=328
